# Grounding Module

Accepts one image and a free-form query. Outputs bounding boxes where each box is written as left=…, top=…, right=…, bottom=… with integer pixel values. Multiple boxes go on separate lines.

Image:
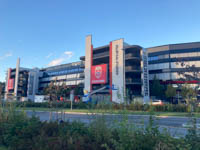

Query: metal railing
left=93, top=52, right=109, bottom=58
left=125, top=66, right=141, bottom=71
left=126, top=78, right=142, bottom=84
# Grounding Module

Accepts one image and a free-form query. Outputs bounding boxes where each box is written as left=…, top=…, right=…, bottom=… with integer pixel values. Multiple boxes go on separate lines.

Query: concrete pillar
left=14, top=58, right=20, bottom=97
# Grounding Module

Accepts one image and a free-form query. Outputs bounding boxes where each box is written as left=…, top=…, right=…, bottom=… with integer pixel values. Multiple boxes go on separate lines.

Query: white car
left=151, top=100, right=164, bottom=106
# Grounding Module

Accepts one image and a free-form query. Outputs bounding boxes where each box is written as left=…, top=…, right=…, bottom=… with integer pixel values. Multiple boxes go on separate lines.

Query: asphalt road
left=25, top=110, right=200, bottom=138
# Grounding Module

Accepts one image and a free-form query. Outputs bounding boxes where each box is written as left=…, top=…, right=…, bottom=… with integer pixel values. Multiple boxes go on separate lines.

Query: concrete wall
left=84, top=35, right=92, bottom=93
left=111, top=39, right=125, bottom=103
left=14, top=58, right=20, bottom=97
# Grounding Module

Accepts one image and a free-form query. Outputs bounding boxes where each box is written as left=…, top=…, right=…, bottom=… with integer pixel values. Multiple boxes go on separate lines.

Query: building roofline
left=93, top=45, right=109, bottom=51
left=124, top=45, right=143, bottom=49
left=40, top=61, right=82, bottom=70
left=146, top=41, right=200, bottom=49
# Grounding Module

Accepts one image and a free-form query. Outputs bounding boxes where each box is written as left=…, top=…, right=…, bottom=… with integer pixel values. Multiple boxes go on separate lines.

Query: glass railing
left=125, top=66, right=141, bottom=71
left=125, top=53, right=141, bottom=59
left=126, top=79, right=142, bottom=84
left=93, top=52, right=109, bottom=58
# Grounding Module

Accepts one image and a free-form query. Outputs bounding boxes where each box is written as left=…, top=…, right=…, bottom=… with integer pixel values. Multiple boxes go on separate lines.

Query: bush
left=7, top=101, right=200, bottom=113
left=0, top=106, right=200, bottom=150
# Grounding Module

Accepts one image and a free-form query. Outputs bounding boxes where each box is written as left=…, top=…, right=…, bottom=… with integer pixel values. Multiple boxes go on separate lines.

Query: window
left=148, top=54, right=169, bottom=61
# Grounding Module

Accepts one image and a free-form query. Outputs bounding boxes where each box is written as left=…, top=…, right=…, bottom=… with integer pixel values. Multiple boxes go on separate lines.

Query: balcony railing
left=79, top=73, right=85, bottom=78
left=125, top=53, right=141, bottom=60
left=125, top=66, right=141, bottom=71
left=80, top=62, right=85, bottom=68
left=93, top=52, right=109, bottom=59
left=126, top=78, right=142, bottom=84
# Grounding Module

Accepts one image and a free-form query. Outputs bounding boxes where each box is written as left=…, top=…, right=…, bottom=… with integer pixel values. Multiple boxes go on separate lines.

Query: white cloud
left=0, top=52, right=13, bottom=60
left=64, top=51, right=73, bottom=58
left=48, top=58, right=64, bottom=66
left=47, top=51, right=74, bottom=67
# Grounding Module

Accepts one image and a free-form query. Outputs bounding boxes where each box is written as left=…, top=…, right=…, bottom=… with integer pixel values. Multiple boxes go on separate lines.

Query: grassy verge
left=17, top=107, right=200, bottom=117
left=0, top=146, right=7, bottom=150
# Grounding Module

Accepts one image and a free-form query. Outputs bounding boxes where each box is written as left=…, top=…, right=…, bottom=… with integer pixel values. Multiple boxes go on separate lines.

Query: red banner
left=7, top=79, right=14, bottom=90
left=91, top=64, right=107, bottom=84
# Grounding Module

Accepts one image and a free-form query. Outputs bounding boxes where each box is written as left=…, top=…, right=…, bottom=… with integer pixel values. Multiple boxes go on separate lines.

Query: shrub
left=0, top=105, right=200, bottom=150
left=7, top=101, right=200, bottom=113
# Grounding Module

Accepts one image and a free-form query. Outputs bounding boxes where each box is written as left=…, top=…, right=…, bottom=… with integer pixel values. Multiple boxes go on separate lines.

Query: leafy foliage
left=0, top=105, right=199, bottom=150
left=165, top=85, right=176, bottom=99
left=150, top=76, right=165, bottom=99
left=43, top=80, right=83, bottom=102
left=0, top=82, right=5, bottom=99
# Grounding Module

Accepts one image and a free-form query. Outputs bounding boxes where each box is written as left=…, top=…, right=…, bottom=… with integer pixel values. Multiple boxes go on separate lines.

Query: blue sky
left=0, top=0, right=200, bottom=81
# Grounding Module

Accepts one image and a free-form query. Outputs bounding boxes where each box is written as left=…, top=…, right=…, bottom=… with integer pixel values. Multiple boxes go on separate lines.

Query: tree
left=180, top=85, right=197, bottom=102
left=74, top=84, right=84, bottom=96
left=165, top=85, right=176, bottom=102
left=43, top=81, right=58, bottom=102
left=175, top=59, right=199, bottom=108
left=0, top=82, right=5, bottom=99
left=180, top=85, right=197, bottom=112
left=43, top=81, right=83, bottom=102
left=150, top=76, right=165, bottom=99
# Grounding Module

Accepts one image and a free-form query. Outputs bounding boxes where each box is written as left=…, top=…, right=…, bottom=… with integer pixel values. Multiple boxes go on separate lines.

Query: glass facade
left=38, top=61, right=84, bottom=92
left=148, top=46, right=200, bottom=82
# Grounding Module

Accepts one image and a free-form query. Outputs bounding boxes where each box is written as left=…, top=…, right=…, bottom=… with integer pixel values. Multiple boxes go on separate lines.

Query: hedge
left=9, top=101, right=200, bottom=113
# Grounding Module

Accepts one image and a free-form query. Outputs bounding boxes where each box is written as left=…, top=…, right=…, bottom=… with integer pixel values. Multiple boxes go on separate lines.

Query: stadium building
left=81, top=35, right=149, bottom=103
left=5, top=35, right=200, bottom=103
left=39, top=61, right=84, bottom=92
left=147, top=42, right=200, bottom=86
left=5, top=58, right=40, bottom=101
left=5, top=58, right=84, bottom=101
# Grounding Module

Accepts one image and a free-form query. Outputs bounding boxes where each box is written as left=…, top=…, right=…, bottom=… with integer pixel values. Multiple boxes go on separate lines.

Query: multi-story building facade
left=4, top=58, right=37, bottom=100
left=147, top=42, right=200, bottom=87
left=5, top=35, right=200, bottom=103
left=5, top=58, right=84, bottom=101
left=82, top=35, right=149, bottom=103
left=39, top=61, right=84, bottom=93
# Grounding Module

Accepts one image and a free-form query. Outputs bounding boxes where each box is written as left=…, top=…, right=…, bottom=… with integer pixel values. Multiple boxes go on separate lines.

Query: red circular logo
left=95, top=66, right=102, bottom=79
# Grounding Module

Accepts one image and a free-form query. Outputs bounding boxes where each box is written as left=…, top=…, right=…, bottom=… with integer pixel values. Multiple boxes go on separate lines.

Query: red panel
left=91, top=64, right=107, bottom=84
left=109, top=42, right=112, bottom=101
left=7, top=79, right=14, bottom=90
left=162, top=80, right=200, bottom=84
left=90, top=45, right=93, bottom=92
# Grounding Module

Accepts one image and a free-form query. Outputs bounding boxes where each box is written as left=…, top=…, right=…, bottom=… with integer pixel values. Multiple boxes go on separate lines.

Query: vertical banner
left=6, top=68, right=11, bottom=91
left=142, top=48, right=150, bottom=103
left=109, top=42, right=112, bottom=101
left=111, top=39, right=125, bottom=103
left=8, top=79, right=14, bottom=90
left=84, top=35, right=92, bottom=93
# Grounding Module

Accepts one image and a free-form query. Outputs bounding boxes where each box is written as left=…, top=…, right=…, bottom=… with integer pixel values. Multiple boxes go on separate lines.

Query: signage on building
left=115, top=45, right=119, bottom=75
left=142, top=49, right=150, bottom=103
left=111, top=39, right=125, bottom=103
left=7, top=79, right=14, bottom=90
left=91, top=64, right=107, bottom=84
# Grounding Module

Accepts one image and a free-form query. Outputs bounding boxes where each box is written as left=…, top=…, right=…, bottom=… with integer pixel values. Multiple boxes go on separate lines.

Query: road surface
left=25, top=110, right=200, bottom=138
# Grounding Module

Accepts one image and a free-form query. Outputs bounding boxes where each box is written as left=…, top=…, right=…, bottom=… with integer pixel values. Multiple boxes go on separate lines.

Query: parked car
left=151, top=100, right=164, bottom=106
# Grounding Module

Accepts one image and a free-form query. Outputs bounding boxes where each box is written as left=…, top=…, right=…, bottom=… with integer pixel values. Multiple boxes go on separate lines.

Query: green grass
left=0, top=146, right=7, bottom=150
left=16, top=107, right=200, bottom=117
